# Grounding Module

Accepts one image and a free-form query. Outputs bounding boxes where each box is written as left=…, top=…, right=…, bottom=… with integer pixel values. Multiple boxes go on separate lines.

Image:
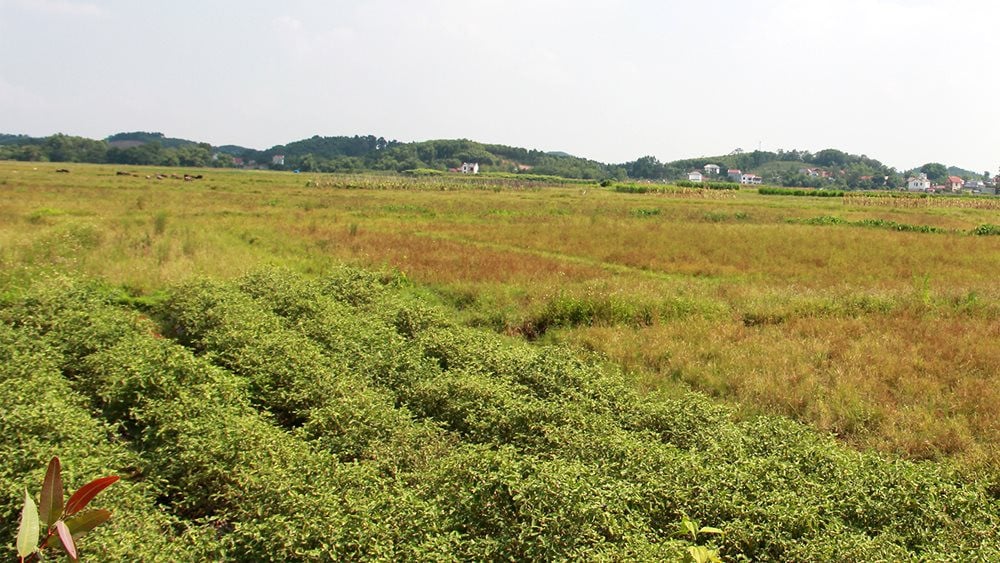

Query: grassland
left=2, top=162, right=998, bottom=465
left=2, top=161, right=999, bottom=559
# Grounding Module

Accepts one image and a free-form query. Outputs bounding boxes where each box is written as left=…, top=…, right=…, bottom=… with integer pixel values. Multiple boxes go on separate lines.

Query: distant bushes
left=402, top=168, right=444, bottom=176
left=614, top=181, right=740, bottom=193
left=675, top=180, right=740, bottom=190
left=759, top=187, right=845, bottom=197
left=973, top=223, right=1000, bottom=236
left=794, top=215, right=1000, bottom=235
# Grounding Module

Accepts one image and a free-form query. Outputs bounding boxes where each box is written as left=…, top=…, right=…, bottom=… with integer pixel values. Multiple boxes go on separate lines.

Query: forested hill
left=631, top=149, right=908, bottom=190
left=0, top=132, right=623, bottom=179
left=239, top=136, right=623, bottom=179
left=0, top=131, right=988, bottom=187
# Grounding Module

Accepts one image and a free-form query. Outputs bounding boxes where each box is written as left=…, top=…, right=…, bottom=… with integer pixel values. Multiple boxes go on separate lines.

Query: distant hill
left=106, top=131, right=204, bottom=149
left=947, top=165, right=985, bottom=179
left=0, top=130, right=989, bottom=186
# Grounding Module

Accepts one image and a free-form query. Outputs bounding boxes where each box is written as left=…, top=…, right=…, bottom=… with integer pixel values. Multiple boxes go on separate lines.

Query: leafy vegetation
left=759, top=187, right=846, bottom=197
left=3, top=270, right=999, bottom=560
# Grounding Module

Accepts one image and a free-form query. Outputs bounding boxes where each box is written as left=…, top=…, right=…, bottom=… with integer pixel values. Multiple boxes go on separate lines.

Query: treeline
left=3, top=131, right=984, bottom=187
left=622, top=148, right=905, bottom=190
left=0, top=132, right=625, bottom=180
left=274, top=138, right=625, bottom=180
left=0, top=133, right=219, bottom=167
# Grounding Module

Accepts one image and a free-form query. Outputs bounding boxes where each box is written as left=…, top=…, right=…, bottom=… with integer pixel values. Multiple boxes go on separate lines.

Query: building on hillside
left=946, top=176, right=964, bottom=192
left=703, top=164, right=721, bottom=175
left=727, top=169, right=742, bottom=181
left=907, top=173, right=931, bottom=192
left=964, top=180, right=985, bottom=191
left=688, top=171, right=703, bottom=182
left=272, top=155, right=285, bottom=166
left=740, top=173, right=762, bottom=185
left=461, top=162, right=479, bottom=174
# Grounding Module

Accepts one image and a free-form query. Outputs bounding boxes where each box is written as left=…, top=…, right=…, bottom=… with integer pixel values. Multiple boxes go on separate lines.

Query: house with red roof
left=946, top=176, right=964, bottom=192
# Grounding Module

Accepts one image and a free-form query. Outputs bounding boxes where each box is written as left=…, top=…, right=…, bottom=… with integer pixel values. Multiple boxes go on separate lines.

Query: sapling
left=15, top=457, right=118, bottom=562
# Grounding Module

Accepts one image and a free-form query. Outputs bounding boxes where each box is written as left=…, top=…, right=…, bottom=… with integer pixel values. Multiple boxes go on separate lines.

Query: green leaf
left=16, top=489, right=40, bottom=558
left=681, top=517, right=698, bottom=540
left=39, top=456, right=63, bottom=528
left=64, top=475, right=119, bottom=517
left=698, top=526, right=724, bottom=536
left=55, top=520, right=78, bottom=561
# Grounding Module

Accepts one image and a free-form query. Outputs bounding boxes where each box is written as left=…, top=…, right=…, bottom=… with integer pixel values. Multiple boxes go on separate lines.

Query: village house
left=727, top=169, right=742, bottom=182
left=964, top=179, right=985, bottom=192
left=946, top=176, right=964, bottom=192
left=460, top=162, right=479, bottom=174
left=271, top=155, right=285, bottom=166
left=703, top=164, right=721, bottom=175
left=688, top=170, right=703, bottom=182
left=907, top=173, right=931, bottom=192
left=740, top=173, right=762, bottom=185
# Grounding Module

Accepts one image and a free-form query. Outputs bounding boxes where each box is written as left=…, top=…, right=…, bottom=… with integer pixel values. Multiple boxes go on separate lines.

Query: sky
left=1, top=0, right=997, bottom=172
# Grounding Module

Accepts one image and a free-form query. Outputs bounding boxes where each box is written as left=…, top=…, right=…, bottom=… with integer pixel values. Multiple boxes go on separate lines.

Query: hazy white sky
left=1, top=0, right=997, bottom=171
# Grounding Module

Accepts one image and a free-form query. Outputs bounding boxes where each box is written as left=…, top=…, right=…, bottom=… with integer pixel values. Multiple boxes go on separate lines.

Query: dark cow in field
left=55, top=168, right=70, bottom=173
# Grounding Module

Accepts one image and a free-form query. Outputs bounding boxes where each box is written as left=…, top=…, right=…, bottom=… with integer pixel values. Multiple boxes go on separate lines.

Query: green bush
left=3, top=270, right=999, bottom=561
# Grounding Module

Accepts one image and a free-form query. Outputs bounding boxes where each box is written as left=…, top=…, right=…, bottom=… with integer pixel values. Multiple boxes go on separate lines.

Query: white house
left=688, top=171, right=703, bottom=182
left=271, top=154, right=285, bottom=166
left=907, top=173, right=931, bottom=192
left=740, top=173, right=762, bottom=185
left=703, top=164, right=721, bottom=175
left=727, top=169, right=742, bottom=181
left=461, top=162, right=479, bottom=174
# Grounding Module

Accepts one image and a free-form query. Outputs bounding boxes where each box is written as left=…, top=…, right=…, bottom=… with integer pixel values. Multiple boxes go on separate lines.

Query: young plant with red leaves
left=15, top=457, right=118, bottom=562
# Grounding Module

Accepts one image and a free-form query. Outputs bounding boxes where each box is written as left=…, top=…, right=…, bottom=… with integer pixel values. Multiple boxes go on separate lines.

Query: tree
left=919, top=162, right=948, bottom=183
left=626, top=155, right=666, bottom=179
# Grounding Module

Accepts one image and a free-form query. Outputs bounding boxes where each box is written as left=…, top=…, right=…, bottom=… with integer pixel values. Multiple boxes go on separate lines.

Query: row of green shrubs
left=2, top=269, right=999, bottom=560
left=759, top=187, right=846, bottom=197
left=674, top=180, right=741, bottom=190
left=794, top=215, right=948, bottom=233
left=796, top=216, right=1000, bottom=236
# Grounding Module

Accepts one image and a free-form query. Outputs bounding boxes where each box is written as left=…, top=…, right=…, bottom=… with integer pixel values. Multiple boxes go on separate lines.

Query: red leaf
left=64, top=476, right=119, bottom=517
left=38, top=457, right=63, bottom=528
left=44, top=509, right=112, bottom=548
left=55, top=520, right=78, bottom=561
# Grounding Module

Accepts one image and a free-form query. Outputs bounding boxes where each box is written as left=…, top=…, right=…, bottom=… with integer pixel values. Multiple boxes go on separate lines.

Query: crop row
left=2, top=270, right=999, bottom=560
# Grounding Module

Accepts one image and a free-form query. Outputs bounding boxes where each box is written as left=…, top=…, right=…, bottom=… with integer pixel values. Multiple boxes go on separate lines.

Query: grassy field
left=1, top=161, right=998, bottom=467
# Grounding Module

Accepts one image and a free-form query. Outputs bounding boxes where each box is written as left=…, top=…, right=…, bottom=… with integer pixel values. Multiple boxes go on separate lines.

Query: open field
left=2, top=161, right=998, bottom=464
left=3, top=162, right=1000, bottom=559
